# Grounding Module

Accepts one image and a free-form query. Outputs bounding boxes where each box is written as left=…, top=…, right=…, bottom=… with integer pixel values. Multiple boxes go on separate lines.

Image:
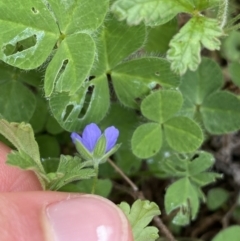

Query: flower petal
left=104, top=126, right=119, bottom=152
left=71, top=132, right=82, bottom=144
left=82, top=123, right=102, bottom=152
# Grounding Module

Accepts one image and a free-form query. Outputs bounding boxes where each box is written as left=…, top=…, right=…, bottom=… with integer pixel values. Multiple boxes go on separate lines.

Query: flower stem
left=91, top=163, right=99, bottom=194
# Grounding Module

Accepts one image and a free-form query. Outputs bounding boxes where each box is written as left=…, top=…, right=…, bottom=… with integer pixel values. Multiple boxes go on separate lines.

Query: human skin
left=0, top=142, right=133, bottom=241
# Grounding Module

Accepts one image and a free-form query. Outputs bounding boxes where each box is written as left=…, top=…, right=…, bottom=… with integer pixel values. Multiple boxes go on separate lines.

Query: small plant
left=1, top=0, right=240, bottom=240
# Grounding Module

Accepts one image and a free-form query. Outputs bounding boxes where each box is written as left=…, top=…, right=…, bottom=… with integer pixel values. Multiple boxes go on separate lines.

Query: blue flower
left=71, top=123, right=119, bottom=153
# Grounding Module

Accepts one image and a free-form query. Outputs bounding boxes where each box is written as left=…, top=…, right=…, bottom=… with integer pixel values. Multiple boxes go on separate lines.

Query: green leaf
left=111, top=0, right=194, bottom=26
left=164, top=116, right=203, bottom=152
left=190, top=172, right=222, bottom=186
left=7, top=150, right=42, bottom=173
left=36, top=135, right=60, bottom=158
left=178, top=57, right=223, bottom=118
left=44, top=33, right=96, bottom=96
left=7, top=150, right=47, bottom=188
left=0, top=80, right=36, bottom=122
left=48, top=155, right=96, bottom=190
left=45, top=115, right=64, bottom=135
left=221, top=31, right=240, bottom=62
left=141, top=90, right=183, bottom=123
left=188, top=152, right=215, bottom=176
left=228, top=62, right=240, bottom=87
left=93, top=14, right=146, bottom=74
left=112, top=58, right=180, bottom=108
left=119, top=199, right=160, bottom=241
left=0, top=0, right=59, bottom=69
left=165, top=177, right=199, bottom=226
left=131, top=123, right=162, bottom=159
left=167, top=16, right=222, bottom=75
left=180, top=57, right=223, bottom=106
left=0, top=119, right=42, bottom=167
left=207, top=188, right=229, bottom=211
left=30, top=96, right=48, bottom=133
left=201, top=91, right=240, bottom=134
left=49, top=75, right=110, bottom=131
left=212, top=226, right=240, bottom=241
left=47, top=0, right=109, bottom=34
left=145, top=20, right=178, bottom=53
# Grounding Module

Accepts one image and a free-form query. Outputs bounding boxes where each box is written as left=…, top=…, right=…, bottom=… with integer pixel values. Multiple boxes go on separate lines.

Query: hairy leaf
left=165, top=177, right=199, bottom=226
left=164, top=116, right=203, bottom=153
left=111, top=0, right=194, bottom=26
left=119, top=199, right=160, bottom=241
left=141, top=90, right=182, bottom=123
left=47, top=155, right=96, bottom=190
left=167, top=16, right=222, bottom=75
left=0, top=0, right=59, bottom=69
left=201, top=91, right=240, bottom=134
left=0, top=119, right=41, bottom=166
left=179, top=57, right=223, bottom=118
left=131, top=123, right=162, bottom=159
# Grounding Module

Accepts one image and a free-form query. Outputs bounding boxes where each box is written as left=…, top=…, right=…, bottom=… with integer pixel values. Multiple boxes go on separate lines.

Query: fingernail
left=46, top=194, right=131, bottom=241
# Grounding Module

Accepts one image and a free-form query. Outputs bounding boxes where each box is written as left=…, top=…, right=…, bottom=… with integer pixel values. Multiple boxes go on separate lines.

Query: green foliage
left=207, top=188, right=229, bottom=211
left=212, top=226, right=240, bottom=241
left=228, top=62, right=240, bottom=87
left=167, top=16, right=222, bottom=75
left=164, top=152, right=221, bottom=225
left=111, top=0, right=218, bottom=26
left=132, top=123, right=162, bottom=158
left=180, top=57, right=240, bottom=134
left=221, top=31, right=240, bottom=62
left=144, top=20, right=178, bottom=54
left=1, top=1, right=240, bottom=239
left=0, top=119, right=96, bottom=191
left=46, top=155, right=96, bottom=190
left=119, top=199, right=161, bottom=241
left=132, top=90, right=203, bottom=158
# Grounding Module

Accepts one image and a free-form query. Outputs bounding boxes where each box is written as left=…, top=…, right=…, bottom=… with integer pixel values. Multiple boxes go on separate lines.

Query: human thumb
left=0, top=142, right=133, bottom=241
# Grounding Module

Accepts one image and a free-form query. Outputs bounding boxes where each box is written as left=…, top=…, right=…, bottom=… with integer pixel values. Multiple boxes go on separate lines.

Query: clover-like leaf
left=179, top=57, right=223, bottom=118
left=167, top=16, right=222, bottom=75
left=201, top=91, right=240, bottom=134
left=119, top=199, right=160, bottom=241
left=49, top=75, right=110, bottom=131
left=0, top=0, right=59, bottom=69
left=0, top=80, right=36, bottom=122
left=164, top=116, right=203, bottom=153
left=131, top=123, right=162, bottom=159
left=165, top=177, right=200, bottom=226
left=141, top=90, right=182, bottom=123
left=212, top=226, right=240, bottom=241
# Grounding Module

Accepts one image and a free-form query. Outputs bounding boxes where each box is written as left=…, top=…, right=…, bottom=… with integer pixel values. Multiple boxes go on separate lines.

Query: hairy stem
left=218, top=0, right=229, bottom=29
left=91, top=163, right=99, bottom=194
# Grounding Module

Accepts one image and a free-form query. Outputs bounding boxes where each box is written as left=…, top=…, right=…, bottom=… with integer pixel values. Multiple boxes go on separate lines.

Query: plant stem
left=107, top=158, right=139, bottom=192
left=108, top=158, right=177, bottom=241
left=91, top=163, right=99, bottom=194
